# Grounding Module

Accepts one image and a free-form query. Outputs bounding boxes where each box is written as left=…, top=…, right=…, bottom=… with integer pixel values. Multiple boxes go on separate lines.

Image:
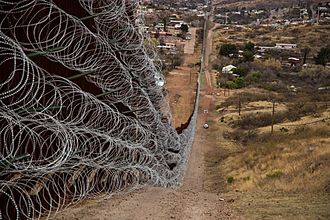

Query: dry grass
left=222, top=126, right=330, bottom=192
left=223, top=191, right=330, bottom=220
left=205, top=87, right=330, bottom=219
left=205, top=102, right=330, bottom=192
left=213, top=0, right=321, bottom=10
left=207, top=18, right=330, bottom=220
left=213, top=24, right=330, bottom=56
left=206, top=104, right=330, bottom=219
left=213, top=88, right=330, bottom=193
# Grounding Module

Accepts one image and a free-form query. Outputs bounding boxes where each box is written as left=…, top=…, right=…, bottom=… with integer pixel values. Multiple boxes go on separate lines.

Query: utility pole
left=271, top=99, right=275, bottom=134
left=225, top=12, right=228, bottom=25
left=238, top=94, right=241, bottom=116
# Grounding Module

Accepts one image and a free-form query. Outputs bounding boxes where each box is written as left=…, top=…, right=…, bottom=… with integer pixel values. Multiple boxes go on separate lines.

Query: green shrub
left=220, top=44, right=238, bottom=56
left=242, top=50, right=254, bottom=62
left=246, top=71, right=261, bottom=83
left=244, top=41, right=255, bottom=51
left=226, top=77, right=246, bottom=89
left=232, top=67, right=249, bottom=77
left=315, top=47, right=330, bottom=66
left=263, top=83, right=274, bottom=91
left=226, top=80, right=237, bottom=89
left=227, top=176, right=235, bottom=184
left=234, top=77, right=246, bottom=88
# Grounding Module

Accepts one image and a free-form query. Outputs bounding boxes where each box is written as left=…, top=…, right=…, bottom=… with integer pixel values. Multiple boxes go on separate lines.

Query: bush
left=232, top=67, right=248, bottom=77
left=288, top=102, right=318, bottom=116
left=226, top=80, right=237, bottom=89
left=231, top=111, right=292, bottom=129
left=255, top=58, right=283, bottom=72
left=234, top=77, right=246, bottom=88
left=226, top=77, right=246, bottom=89
left=223, top=129, right=258, bottom=144
left=219, top=44, right=238, bottom=56
left=212, top=63, right=221, bottom=71
left=180, top=24, right=189, bottom=33
left=315, top=47, right=330, bottom=66
left=245, top=71, right=261, bottom=83
left=227, top=176, right=235, bottom=184
left=231, top=113, right=272, bottom=129
left=299, top=65, right=330, bottom=85
left=263, top=83, right=274, bottom=91
left=244, top=41, right=255, bottom=51
left=242, top=50, right=254, bottom=62
left=170, top=53, right=184, bottom=68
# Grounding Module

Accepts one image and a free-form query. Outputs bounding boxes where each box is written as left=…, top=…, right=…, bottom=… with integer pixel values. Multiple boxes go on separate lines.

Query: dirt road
left=204, top=23, right=220, bottom=95
left=184, top=28, right=197, bottom=55
left=53, top=21, right=241, bottom=220
left=53, top=107, right=241, bottom=220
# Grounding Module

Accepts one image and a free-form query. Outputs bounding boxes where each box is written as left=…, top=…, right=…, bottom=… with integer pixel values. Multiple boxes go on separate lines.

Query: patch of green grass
left=242, top=176, right=251, bottom=182
left=266, top=170, right=284, bottom=178
left=227, top=176, right=235, bottom=184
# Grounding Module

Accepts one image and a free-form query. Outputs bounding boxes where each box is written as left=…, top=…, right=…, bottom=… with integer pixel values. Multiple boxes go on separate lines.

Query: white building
left=275, top=43, right=297, bottom=49
left=222, top=65, right=237, bottom=74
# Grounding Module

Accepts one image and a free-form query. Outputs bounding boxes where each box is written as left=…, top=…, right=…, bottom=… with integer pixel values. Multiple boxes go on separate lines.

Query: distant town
left=141, top=0, right=330, bottom=75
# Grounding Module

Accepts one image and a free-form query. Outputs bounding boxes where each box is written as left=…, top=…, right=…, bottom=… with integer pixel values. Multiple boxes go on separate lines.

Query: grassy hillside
left=213, top=24, right=330, bottom=58
left=206, top=12, right=330, bottom=219
left=214, top=0, right=329, bottom=9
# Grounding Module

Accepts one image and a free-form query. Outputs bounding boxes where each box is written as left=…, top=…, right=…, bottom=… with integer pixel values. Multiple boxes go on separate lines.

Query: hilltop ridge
left=214, top=0, right=329, bottom=9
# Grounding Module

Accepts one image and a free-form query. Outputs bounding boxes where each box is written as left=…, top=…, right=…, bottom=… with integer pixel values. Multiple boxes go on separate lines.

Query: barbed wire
left=0, top=0, right=200, bottom=219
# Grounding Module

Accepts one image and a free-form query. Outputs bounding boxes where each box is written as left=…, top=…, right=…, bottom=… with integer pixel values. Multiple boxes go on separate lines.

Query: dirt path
left=166, top=65, right=197, bottom=128
left=204, top=23, right=220, bottom=96
left=52, top=106, right=241, bottom=220
left=52, top=70, right=240, bottom=219
left=184, top=28, right=197, bottom=55
left=52, top=22, right=241, bottom=220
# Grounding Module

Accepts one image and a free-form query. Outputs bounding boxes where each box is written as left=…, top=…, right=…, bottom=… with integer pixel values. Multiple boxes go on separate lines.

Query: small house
left=169, top=20, right=185, bottom=27
left=275, top=43, right=297, bottom=49
left=155, top=23, right=164, bottom=30
left=288, top=57, right=300, bottom=66
left=222, top=65, right=237, bottom=74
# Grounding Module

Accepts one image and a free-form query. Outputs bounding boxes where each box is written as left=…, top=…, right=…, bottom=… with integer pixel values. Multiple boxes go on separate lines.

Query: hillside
left=214, top=0, right=329, bottom=9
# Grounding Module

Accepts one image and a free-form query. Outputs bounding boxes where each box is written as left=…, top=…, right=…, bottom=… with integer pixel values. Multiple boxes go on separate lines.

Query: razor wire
left=0, top=0, right=200, bottom=219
